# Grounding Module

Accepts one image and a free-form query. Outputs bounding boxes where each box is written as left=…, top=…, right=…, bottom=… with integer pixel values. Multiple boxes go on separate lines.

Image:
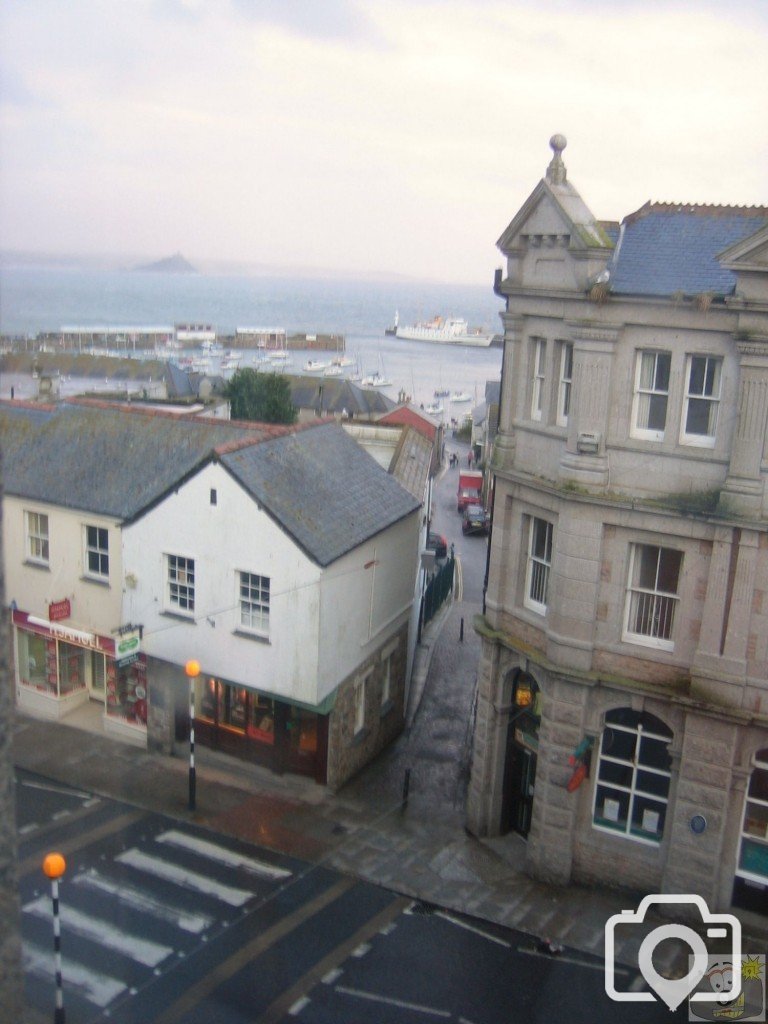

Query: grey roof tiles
left=0, top=400, right=419, bottom=566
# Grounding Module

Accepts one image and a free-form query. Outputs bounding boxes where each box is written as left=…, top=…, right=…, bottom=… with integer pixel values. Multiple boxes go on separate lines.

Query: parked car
left=426, top=531, right=448, bottom=559
left=462, top=504, right=490, bottom=536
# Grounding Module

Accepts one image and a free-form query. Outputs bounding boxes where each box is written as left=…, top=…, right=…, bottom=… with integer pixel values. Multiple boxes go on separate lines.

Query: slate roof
left=0, top=401, right=420, bottom=565
left=288, top=376, right=396, bottom=417
left=0, top=401, right=265, bottom=519
left=608, top=203, right=768, bottom=298
left=219, top=421, right=420, bottom=566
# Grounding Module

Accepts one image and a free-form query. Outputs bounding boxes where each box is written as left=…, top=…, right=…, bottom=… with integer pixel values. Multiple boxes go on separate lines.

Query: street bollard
left=402, top=768, right=411, bottom=808
left=185, top=660, right=201, bottom=811
left=43, top=852, right=67, bottom=1024
left=459, top=616, right=464, bottom=642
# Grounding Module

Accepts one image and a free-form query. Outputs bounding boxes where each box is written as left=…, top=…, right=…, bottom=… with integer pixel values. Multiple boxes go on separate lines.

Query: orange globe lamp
left=185, top=659, right=201, bottom=678
left=43, top=852, right=66, bottom=879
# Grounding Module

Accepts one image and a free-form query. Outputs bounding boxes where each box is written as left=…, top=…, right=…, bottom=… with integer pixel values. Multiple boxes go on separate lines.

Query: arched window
left=592, top=708, right=673, bottom=845
left=737, top=749, right=768, bottom=886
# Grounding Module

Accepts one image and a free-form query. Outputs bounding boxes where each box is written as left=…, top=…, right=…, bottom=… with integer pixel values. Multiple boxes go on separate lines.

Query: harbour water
left=0, top=264, right=505, bottom=412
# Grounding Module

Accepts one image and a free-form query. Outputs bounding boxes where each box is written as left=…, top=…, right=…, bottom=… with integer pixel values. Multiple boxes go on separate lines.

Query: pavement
left=15, top=586, right=763, bottom=990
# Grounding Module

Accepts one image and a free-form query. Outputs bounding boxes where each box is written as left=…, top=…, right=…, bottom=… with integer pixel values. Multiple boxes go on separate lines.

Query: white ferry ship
left=395, top=315, right=492, bottom=347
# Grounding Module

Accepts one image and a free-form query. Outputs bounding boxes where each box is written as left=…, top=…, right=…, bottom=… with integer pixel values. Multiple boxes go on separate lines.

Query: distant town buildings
left=467, top=135, right=768, bottom=920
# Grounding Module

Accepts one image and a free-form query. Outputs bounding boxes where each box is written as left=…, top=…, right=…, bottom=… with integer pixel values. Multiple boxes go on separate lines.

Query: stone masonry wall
left=325, top=625, right=408, bottom=791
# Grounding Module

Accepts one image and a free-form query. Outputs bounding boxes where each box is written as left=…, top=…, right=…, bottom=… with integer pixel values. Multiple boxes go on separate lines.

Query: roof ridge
left=625, top=201, right=768, bottom=224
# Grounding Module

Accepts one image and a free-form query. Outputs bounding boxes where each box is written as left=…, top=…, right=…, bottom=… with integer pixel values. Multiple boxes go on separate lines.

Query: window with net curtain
left=682, top=354, right=722, bottom=445
left=632, top=350, right=671, bottom=440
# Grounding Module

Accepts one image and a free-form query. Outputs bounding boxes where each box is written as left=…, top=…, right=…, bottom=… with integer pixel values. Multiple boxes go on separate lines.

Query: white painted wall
left=3, top=496, right=123, bottom=637
left=316, top=513, right=420, bottom=702
left=122, top=462, right=326, bottom=706
left=123, top=461, right=420, bottom=708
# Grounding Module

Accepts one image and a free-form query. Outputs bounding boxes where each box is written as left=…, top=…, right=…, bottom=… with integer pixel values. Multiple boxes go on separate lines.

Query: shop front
left=188, top=676, right=329, bottom=783
left=12, top=609, right=148, bottom=746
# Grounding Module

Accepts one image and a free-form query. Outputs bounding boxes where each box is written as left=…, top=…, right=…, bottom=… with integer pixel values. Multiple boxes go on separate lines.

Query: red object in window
left=134, top=698, right=147, bottom=724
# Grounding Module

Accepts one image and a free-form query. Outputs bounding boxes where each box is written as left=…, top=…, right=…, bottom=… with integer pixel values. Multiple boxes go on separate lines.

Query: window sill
left=621, top=631, right=675, bottom=653
left=232, top=629, right=270, bottom=645
left=592, top=821, right=662, bottom=848
left=23, top=559, right=50, bottom=572
left=679, top=435, right=716, bottom=449
left=160, top=610, right=196, bottom=623
left=81, top=575, right=110, bottom=588
left=351, top=727, right=370, bottom=748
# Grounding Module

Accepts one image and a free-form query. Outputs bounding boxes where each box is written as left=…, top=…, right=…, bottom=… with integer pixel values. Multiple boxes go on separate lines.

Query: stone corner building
left=466, top=135, right=768, bottom=923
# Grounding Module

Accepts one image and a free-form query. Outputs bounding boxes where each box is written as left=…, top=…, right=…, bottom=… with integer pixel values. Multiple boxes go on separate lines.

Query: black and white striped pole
left=185, top=659, right=200, bottom=811
left=43, top=851, right=67, bottom=1024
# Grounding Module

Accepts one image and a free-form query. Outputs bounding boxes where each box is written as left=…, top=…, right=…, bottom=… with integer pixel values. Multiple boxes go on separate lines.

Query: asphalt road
left=17, top=769, right=688, bottom=1024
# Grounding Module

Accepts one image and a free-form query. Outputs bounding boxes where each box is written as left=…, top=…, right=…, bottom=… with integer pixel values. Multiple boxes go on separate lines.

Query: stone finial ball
left=43, top=852, right=66, bottom=879
left=550, top=134, right=567, bottom=154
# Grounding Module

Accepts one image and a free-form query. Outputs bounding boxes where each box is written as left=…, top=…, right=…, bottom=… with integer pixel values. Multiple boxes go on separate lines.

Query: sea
left=0, top=264, right=505, bottom=412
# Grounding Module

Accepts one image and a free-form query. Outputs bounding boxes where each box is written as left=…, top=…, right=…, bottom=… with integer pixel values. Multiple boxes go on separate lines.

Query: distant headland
left=133, top=252, right=197, bottom=274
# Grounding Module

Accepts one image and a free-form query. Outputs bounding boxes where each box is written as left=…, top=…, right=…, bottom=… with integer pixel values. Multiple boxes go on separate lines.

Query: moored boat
left=361, top=371, right=391, bottom=387
left=396, top=315, right=492, bottom=347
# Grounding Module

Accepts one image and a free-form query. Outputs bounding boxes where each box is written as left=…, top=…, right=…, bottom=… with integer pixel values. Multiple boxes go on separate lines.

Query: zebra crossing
left=21, top=819, right=294, bottom=1019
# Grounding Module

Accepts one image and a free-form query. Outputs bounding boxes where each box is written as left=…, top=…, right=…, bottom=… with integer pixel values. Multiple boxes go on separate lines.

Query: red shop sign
left=49, top=598, right=71, bottom=622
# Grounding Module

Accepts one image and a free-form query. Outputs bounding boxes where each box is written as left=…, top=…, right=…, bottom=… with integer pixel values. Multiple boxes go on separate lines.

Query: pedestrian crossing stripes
left=114, top=847, right=255, bottom=906
left=23, top=943, right=126, bottom=1008
left=21, top=822, right=295, bottom=1015
left=23, top=895, right=174, bottom=966
left=154, top=828, right=292, bottom=879
left=72, top=869, right=214, bottom=933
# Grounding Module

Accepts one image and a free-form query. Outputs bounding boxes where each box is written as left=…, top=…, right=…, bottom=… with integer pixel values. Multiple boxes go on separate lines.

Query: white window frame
left=736, top=749, right=768, bottom=886
left=531, top=338, right=546, bottom=422
left=680, top=354, right=722, bottom=448
left=167, top=554, right=195, bottom=615
left=354, top=671, right=370, bottom=735
left=25, top=510, right=49, bottom=565
left=556, top=342, right=573, bottom=427
left=84, top=524, right=109, bottom=580
left=622, top=543, right=682, bottom=651
left=239, top=571, right=270, bottom=636
left=631, top=350, right=671, bottom=441
left=524, top=517, right=553, bottom=615
left=592, top=711, right=672, bottom=846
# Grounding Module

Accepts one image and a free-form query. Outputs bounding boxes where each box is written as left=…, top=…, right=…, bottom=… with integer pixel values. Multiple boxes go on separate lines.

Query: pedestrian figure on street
left=467, top=450, right=473, bottom=467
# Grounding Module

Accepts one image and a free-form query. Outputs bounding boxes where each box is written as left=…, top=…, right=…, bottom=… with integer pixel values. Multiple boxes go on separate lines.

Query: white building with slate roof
left=1, top=401, right=421, bottom=786
left=467, top=135, right=768, bottom=922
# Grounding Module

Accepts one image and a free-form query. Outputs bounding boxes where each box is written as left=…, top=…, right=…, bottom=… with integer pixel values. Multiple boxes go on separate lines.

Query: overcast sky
left=1, top=0, right=766, bottom=285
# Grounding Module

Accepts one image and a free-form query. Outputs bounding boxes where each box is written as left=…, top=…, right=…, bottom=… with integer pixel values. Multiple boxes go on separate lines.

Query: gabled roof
left=608, top=203, right=768, bottom=297
left=0, top=401, right=270, bottom=519
left=718, top=222, right=768, bottom=273
left=288, top=376, right=395, bottom=417
left=0, top=401, right=420, bottom=566
left=219, top=421, right=420, bottom=566
left=378, top=404, right=438, bottom=442
left=496, top=137, right=613, bottom=256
